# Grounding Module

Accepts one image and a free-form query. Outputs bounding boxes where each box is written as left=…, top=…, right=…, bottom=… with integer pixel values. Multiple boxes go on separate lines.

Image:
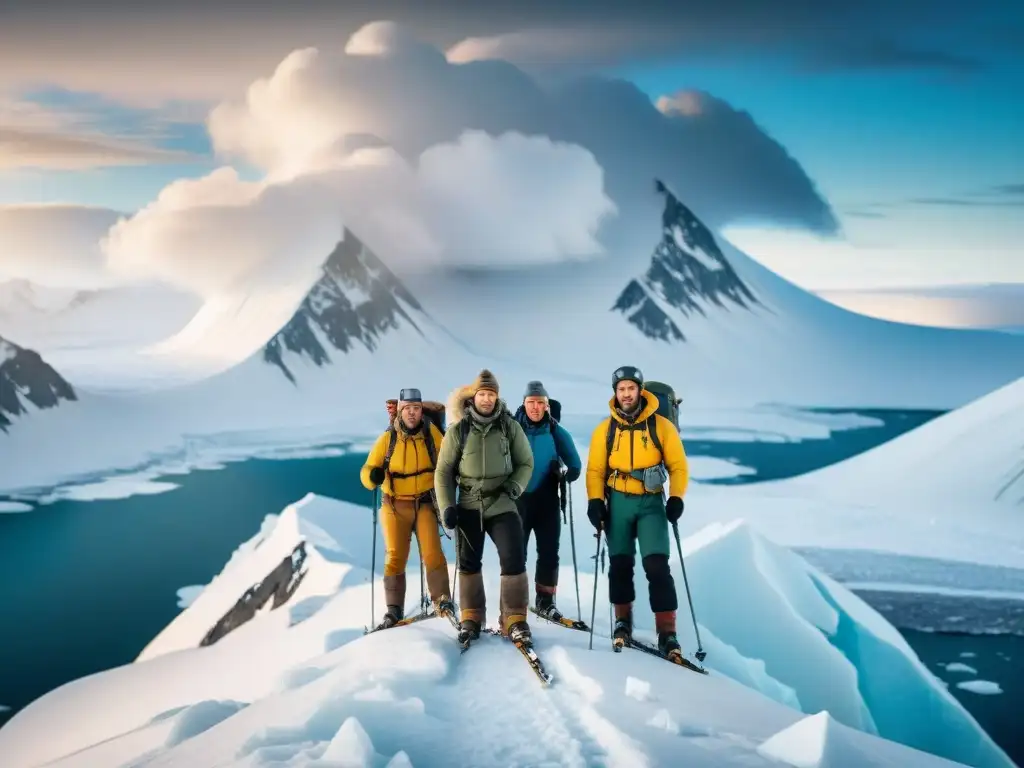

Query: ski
left=529, top=606, right=590, bottom=632
left=624, top=638, right=708, bottom=675
left=484, top=628, right=553, bottom=685
left=363, top=608, right=437, bottom=635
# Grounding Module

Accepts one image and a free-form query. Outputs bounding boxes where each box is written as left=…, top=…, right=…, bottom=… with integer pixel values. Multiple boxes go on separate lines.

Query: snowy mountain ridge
left=263, top=229, right=427, bottom=384
left=613, top=179, right=760, bottom=342
left=0, top=334, right=76, bottom=432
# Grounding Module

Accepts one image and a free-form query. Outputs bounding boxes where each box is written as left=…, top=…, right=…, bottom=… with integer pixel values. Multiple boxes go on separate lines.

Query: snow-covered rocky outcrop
left=0, top=493, right=1010, bottom=768
left=0, top=334, right=76, bottom=432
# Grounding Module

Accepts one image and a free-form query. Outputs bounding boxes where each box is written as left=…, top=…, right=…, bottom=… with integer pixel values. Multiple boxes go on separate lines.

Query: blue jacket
left=514, top=409, right=582, bottom=493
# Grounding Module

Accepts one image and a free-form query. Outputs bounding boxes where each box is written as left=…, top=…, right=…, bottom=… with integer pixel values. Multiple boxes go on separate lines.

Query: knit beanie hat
left=523, top=380, right=548, bottom=399
left=471, top=369, right=499, bottom=395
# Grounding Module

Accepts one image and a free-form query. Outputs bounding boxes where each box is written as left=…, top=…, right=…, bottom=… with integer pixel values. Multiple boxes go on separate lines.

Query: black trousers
left=516, top=480, right=561, bottom=589
left=456, top=507, right=526, bottom=576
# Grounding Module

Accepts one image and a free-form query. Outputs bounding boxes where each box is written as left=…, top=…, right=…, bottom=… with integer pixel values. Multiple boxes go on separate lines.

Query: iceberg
left=0, top=494, right=1011, bottom=768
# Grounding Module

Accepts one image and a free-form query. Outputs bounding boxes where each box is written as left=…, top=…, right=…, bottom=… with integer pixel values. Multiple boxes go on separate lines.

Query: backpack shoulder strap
left=605, top=417, right=617, bottom=457
left=383, top=426, right=398, bottom=486
left=646, top=415, right=663, bottom=456
left=424, top=424, right=438, bottom=469
left=452, top=417, right=472, bottom=480
left=384, top=426, right=398, bottom=466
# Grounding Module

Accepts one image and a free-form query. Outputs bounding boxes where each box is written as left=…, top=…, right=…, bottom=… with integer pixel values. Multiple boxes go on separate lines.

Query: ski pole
left=567, top=478, right=582, bottom=623
left=672, top=521, right=706, bottom=662
left=420, top=550, right=426, bottom=611
left=371, top=487, right=379, bottom=627
left=588, top=530, right=602, bottom=650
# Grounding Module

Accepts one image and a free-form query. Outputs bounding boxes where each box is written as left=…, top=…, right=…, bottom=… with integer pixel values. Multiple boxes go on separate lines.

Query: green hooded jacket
left=434, top=395, right=534, bottom=520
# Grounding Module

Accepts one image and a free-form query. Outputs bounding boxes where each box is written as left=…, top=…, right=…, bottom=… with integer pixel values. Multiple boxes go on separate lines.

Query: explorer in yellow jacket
left=361, top=388, right=454, bottom=630
left=585, top=365, right=689, bottom=660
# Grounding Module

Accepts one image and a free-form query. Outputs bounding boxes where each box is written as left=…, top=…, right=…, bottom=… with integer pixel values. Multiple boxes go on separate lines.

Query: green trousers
left=606, top=489, right=670, bottom=557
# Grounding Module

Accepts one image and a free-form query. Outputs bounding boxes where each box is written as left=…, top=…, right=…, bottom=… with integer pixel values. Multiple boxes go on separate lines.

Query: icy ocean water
left=1, top=407, right=1022, bottom=766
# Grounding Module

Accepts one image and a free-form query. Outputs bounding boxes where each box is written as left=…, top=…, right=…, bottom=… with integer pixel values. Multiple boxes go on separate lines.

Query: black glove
left=369, top=466, right=385, bottom=486
left=666, top=496, right=684, bottom=524
left=503, top=481, right=522, bottom=500
left=564, top=466, right=581, bottom=483
left=587, top=499, right=607, bottom=531
left=442, top=506, right=459, bottom=530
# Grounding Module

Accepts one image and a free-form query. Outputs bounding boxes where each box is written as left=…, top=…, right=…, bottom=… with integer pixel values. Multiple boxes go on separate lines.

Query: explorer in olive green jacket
left=434, top=369, right=535, bottom=647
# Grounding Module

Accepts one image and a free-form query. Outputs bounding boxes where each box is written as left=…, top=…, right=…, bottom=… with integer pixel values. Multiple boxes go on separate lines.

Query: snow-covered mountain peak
left=613, top=179, right=760, bottom=342
left=0, top=334, right=76, bottom=432
left=262, top=229, right=427, bottom=384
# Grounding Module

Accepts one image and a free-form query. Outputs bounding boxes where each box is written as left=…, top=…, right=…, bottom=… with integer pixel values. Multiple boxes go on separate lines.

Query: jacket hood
left=448, top=386, right=507, bottom=425
left=608, top=389, right=660, bottom=425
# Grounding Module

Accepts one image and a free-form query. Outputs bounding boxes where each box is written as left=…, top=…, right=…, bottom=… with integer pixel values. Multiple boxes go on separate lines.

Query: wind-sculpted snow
left=0, top=493, right=1010, bottom=768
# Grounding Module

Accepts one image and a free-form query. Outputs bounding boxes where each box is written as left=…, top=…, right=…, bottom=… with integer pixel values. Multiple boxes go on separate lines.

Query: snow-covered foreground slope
left=413, top=182, right=1024, bottom=409
left=0, top=494, right=1011, bottom=768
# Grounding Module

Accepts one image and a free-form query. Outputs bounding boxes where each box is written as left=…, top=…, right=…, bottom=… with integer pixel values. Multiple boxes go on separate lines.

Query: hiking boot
left=375, top=604, right=403, bottom=631
left=534, top=591, right=563, bottom=621
left=508, top=620, right=533, bottom=645
left=434, top=598, right=456, bottom=619
left=613, top=616, right=632, bottom=646
left=658, top=631, right=682, bottom=659
left=458, top=619, right=481, bottom=644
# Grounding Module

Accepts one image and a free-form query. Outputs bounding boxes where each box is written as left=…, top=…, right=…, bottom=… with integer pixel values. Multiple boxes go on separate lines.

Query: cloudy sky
left=0, top=0, right=1021, bottom=294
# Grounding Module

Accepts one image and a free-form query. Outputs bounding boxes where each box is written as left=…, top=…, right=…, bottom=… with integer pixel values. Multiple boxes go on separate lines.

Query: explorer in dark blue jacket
left=513, top=380, right=582, bottom=620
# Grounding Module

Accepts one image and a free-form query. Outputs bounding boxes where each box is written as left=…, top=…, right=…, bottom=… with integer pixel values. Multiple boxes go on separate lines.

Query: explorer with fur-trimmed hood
left=434, top=369, right=535, bottom=646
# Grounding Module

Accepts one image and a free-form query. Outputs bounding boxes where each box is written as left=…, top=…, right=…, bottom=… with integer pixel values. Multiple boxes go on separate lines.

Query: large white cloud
left=101, top=167, right=350, bottom=298
left=101, top=125, right=617, bottom=295
left=9, top=21, right=836, bottom=303
left=205, top=22, right=835, bottom=236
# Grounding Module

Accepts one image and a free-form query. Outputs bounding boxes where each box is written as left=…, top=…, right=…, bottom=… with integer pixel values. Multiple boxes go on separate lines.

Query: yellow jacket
left=361, top=420, right=445, bottom=499
left=585, top=390, right=689, bottom=499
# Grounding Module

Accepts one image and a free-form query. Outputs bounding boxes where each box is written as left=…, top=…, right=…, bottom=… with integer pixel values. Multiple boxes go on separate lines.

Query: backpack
left=382, top=400, right=445, bottom=486
left=514, top=397, right=561, bottom=437
left=549, top=398, right=562, bottom=423
left=644, top=381, right=681, bottom=429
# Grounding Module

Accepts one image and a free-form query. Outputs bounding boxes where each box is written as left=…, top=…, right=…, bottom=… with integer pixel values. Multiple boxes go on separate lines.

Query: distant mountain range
left=4, top=179, right=1024, bottom=508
